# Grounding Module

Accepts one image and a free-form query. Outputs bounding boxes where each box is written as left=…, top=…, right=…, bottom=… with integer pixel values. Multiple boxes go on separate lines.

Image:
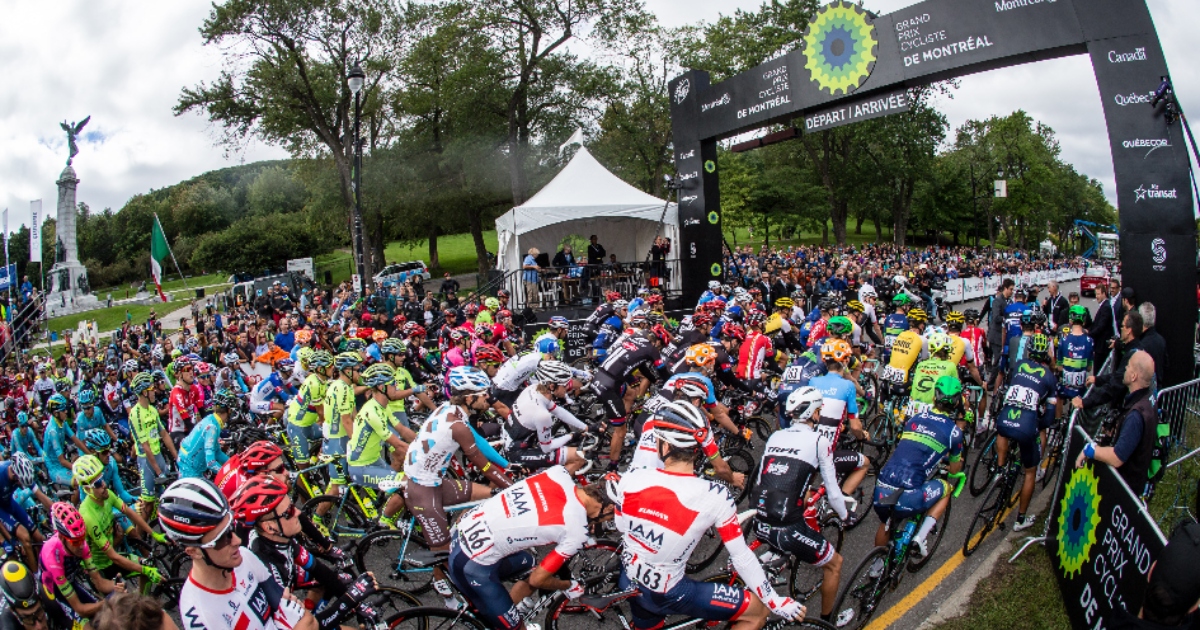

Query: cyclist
left=945, top=310, right=985, bottom=390
left=754, top=386, right=851, bottom=624
left=320, top=352, right=361, bottom=504
left=879, top=308, right=929, bottom=394
left=664, top=313, right=713, bottom=365
left=218, top=351, right=250, bottom=395
left=907, top=332, right=960, bottom=419
left=167, top=357, right=202, bottom=443
left=503, top=360, right=589, bottom=474
left=450, top=466, right=618, bottom=629
left=128, top=372, right=178, bottom=522
left=79, top=429, right=137, bottom=508
left=346, top=363, right=409, bottom=528
left=403, top=366, right=513, bottom=609
left=491, top=346, right=547, bottom=408
left=871, top=376, right=965, bottom=561
left=163, top=478, right=317, bottom=630
left=995, top=333, right=1057, bottom=532
left=880, top=294, right=911, bottom=363
left=630, top=392, right=743, bottom=487
left=0, top=560, right=48, bottom=630
left=591, top=300, right=629, bottom=359
left=0, top=455, right=50, bottom=569
left=283, top=350, right=332, bottom=465
left=248, top=359, right=296, bottom=420
left=805, top=298, right=836, bottom=350
left=777, top=339, right=827, bottom=430
left=42, top=393, right=84, bottom=487
left=736, top=309, right=780, bottom=387
left=767, top=298, right=804, bottom=353
left=74, top=389, right=116, bottom=446
left=9, top=413, right=42, bottom=462
left=71, top=456, right=166, bottom=590
left=590, top=327, right=668, bottom=470
left=1055, top=305, right=1094, bottom=425
left=614, top=405, right=804, bottom=629
left=380, top=338, right=434, bottom=442
left=177, top=388, right=236, bottom=480
left=808, top=340, right=871, bottom=504
left=40, top=502, right=125, bottom=629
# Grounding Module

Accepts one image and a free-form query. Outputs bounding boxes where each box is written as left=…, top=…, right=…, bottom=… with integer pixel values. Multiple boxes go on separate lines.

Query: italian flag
left=150, top=216, right=169, bottom=302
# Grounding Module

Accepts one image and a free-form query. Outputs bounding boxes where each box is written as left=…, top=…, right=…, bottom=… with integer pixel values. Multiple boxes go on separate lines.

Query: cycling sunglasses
left=88, top=478, right=107, bottom=490
left=197, top=518, right=236, bottom=550
left=266, top=462, right=287, bottom=475
left=264, top=504, right=299, bottom=523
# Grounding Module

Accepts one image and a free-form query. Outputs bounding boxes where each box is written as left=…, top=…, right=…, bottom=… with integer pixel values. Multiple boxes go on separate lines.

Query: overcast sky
left=0, top=0, right=1194, bottom=232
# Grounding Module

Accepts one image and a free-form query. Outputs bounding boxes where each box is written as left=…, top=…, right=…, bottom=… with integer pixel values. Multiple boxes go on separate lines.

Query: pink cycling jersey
left=39, top=534, right=93, bottom=598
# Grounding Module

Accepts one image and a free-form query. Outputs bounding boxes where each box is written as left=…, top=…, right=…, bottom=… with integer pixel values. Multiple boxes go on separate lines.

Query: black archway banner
left=669, top=0, right=1196, bottom=385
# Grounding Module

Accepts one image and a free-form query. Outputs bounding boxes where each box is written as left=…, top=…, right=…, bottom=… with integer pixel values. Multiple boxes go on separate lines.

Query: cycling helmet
left=892, top=293, right=911, bottom=306
left=334, top=352, right=362, bottom=372
left=0, top=561, right=39, bottom=610
left=907, top=308, right=928, bottom=323
left=230, top=475, right=290, bottom=526
left=1029, top=333, right=1051, bottom=361
left=212, top=388, right=238, bottom=410
left=497, top=310, right=513, bottom=320
left=241, top=441, right=284, bottom=475
left=196, top=362, right=213, bottom=376
left=51, top=502, right=86, bottom=542
left=774, top=297, right=794, bottom=310
left=83, top=428, right=112, bottom=452
left=448, top=366, right=491, bottom=395
left=159, top=478, right=231, bottom=546
left=667, top=375, right=710, bottom=401
left=184, top=337, right=199, bottom=351
left=46, top=394, right=68, bottom=414
left=628, top=311, right=648, bottom=326
left=684, top=344, right=716, bottom=370
left=933, top=376, right=964, bottom=412
left=745, top=310, right=766, bottom=328
left=77, top=389, right=96, bottom=406
left=344, top=338, right=367, bottom=352
left=827, top=316, right=853, bottom=336
left=15, top=412, right=28, bottom=427
left=484, top=297, right=500, bottom=311
left=648, top=312, right=667, bottom=327
left=535, top=337, right=561, bottom=355
left=463, top=303, right=480, bottom=317
left=380, top=338, right=407, bottom=357
left=371, top=330, right=388, bottom=342
left=612, top=300, right=629, bottom=311
left=606, top=291, right=623, bottom=302
left=653, top=401, right=709, bottom=448
left=404, top=323, right=427, bottom=338
left=927, top=332, right=952, bottom=356
left=944, top=311, right=966, bottom=327
left=123, top=359, right=141, bottom=373
left=1030, top=311, right=1047, bottom=328
left=442, top=308, right=457, bottom=318
left=785, top=386, right=824, bottom=424
left=392, top=315, right=407, bottom=327
left=497, top=289, right=511, bottom=299
left=690, top=313, right=712, bottom=328
left=534, top=360, right=573, bottom=386
left=78, top=358, right=93, bottom=371
left=819, top=298, right=839, bottom=313
left=846, top=300, right=865, bottom=313
left=721, top=323, right=746, bottom=341
left=140, top=343, right=153, bottom=355
left=650, top=324, right=672, bottom=346
left=1068, top=304, right=1088, bottom=323
left=474, top=344, right=505, bottom=366
left=222, top=352, right=241, bottom=366
left=859, top=286, right=877, bottom=299
left=296, top=346, right=315, bottom=367
left=274, top=359, right=295, bottom=374
left=646, top=294, right=663, bottom=305
left=72, top=455, right=104, bottom=485
left=152, top=346, right=165, bottom=361
left=362, top=363, right=396, bottom=388
left=708, top=281, right=721, bottom=291
left=820, top=339, right=852, bottom=364
left=307, top=350, right=333, bottom=369
left=448, top=329, right=468, bottom=343
left=295, top=329, right=314, bottom=344
left=9, top=454, right=34, bottom=488
left=963, top=308, right=980, bottom=322
left=53, top=378, right=72, bottom=393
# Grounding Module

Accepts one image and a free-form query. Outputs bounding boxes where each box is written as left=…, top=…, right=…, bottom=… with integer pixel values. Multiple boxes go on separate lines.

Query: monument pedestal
left=44, top=164, right=100, bottom=319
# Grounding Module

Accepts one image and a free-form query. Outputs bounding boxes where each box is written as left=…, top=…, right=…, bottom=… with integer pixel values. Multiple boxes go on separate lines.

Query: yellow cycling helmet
left=774, top=297, right=794, bottom=310
left=845, top=300, right=864, bottom=313
left=944, top=311, right=965, bottom=326
left=907, top=308, right=928, bottom=323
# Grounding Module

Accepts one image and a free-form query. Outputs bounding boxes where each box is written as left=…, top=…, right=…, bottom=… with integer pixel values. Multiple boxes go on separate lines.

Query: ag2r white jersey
left=404, top=403, right=468, bottom=487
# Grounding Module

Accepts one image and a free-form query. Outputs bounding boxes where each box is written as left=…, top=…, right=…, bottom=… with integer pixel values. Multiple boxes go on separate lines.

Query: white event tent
left=494, top=147, right=679, bottom=292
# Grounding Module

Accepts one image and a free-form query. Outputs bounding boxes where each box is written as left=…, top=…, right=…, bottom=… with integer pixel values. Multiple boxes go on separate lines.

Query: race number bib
left=884, top=335, right=897, bottom=349
left=1062, top=370, right=1087, bottom=388
left=782, top=366, right=805, bottom=382
left=881, top=365, right=907, bottom=384
left=457, top=514, right=495, bottom=558
left=623, top=549, right=668, bottom=592
left=1004, top=385, right=1040, bottom=411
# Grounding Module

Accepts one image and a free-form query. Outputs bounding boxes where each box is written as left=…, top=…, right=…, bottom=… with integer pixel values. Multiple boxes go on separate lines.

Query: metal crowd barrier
left=1149, top=376, right=1200, bottom=529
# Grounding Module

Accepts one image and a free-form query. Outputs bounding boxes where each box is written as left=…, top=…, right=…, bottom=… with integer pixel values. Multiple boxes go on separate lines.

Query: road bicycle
left=833, top=472, right=965, bottom=630
left=302, top=454, right=393, bottom=541
left=352, top=496, right=484, bottom=594
left=963, top=440, right=1023, bottom=557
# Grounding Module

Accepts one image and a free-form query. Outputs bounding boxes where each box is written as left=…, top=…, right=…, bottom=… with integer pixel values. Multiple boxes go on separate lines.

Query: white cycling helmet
left=534, top=360, right=573, bottom=386
left=613, top=300, right=629, bottom=311
left=666, top=376, right=710, bottom=401
left=785, top=386, right=824, bottom=424
left=859, top=285, right=877, bottom=299
left=9, top=454, right=34, bottom=488
left=708, top=281, right=721, bottom=291
left=653, top=401, right=709, bottom=448
left=448, top=366, right=491, bottom=395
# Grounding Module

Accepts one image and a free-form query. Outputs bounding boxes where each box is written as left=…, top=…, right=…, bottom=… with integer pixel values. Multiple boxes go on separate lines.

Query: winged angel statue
left=60, top=116, right=91, bottom=165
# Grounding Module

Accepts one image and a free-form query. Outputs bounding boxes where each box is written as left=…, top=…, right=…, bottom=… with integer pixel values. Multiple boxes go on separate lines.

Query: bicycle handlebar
left=947, top=471, right=966, bottom=498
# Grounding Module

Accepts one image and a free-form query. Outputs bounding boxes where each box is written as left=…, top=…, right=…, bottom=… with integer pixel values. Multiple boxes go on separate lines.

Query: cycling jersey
left=755, top=423, right=846, bottom=525
left=404, top=403, right=469, bottom=487
left=322, top=379, right=355, bottom=440
left=1001, top=335, right=1033, bottom=377
left=178, top=547, right=307, bottom=630
left=492, top=352, right=541, bottom=392
left=168, top=384, right=201, bottom=434
left=806, top=318, right=829, bottom=350
left=129, top=402, right=164, bottom=457
left=75, top=408, right=107, bottom=434
left=629, top=411, right=720, bottom=471
left=454, top=466, right=589, bottom=571
left=286, top=373, right=326, bottom=428
left=777, top=352, right=827, bottom=429
left=881, top=329, right=926, bottom=385
left=909, top=358, right=958, bottom=407
left=248, top=533, right=346, bottom=601
left=9, top=427, right=40, bottom=460
left=663, top=328, right=707, bottom=366
left=996, top=359, right=1058, bottom=468
left=735, top=331, right=774, bottom=381
left=0, top=462, right=34, bottom=535
left=178, top=413, right=228, bottom=479
left=807, top=372, right=858, bottom=436
left=504, top=385, right=588, bottom=453
left=585, top=303, right=616, bottom=333
left=79, top=492, right=126, bottom=571
left=348, top=398, right=392, bottom=468
left=250, top=373, right=292, bottom=415
left=877, top=409, right=964, bottom=491
left=1057, top=332, right=1094, bottom=396
left=42, top=417, right=75, bottom=485
left=39, top=534, right=95, bottom=603
left=595, top=335, right=663, bottom=388
left=881, top=313, right=909, bottom=355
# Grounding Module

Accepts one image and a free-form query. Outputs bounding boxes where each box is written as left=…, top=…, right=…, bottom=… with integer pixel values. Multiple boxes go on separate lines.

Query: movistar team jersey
left=878, top=409, right=963, bottom=490
left=997, top=359, right=1058, bottom=433
left=349, top=398, right=392, bottom=466
left=909, top=358, right=959, bottom=405
left=286, top=374, right=327, bottom=428
left=322, top=379, right=355, bottom=440
left=1057, top=333, right=1094, bottom=394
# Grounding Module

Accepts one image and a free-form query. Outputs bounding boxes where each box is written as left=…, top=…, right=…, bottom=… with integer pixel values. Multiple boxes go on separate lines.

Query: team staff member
left=1074, top=352, right=1159, bottom=495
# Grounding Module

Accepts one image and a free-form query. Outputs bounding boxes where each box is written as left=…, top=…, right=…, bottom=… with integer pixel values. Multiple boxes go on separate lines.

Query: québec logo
left=1151, top=238, right=1166, bottom=271
left=1108, top=47, right=1147, bottom=63
left=1122, top=138, right=1169, bottom=158
left=673, top=79, right=690, bottom=105
left=1133, top=184, right=1178, bottom=202
left=1114, top=91, right=1155, bottom=107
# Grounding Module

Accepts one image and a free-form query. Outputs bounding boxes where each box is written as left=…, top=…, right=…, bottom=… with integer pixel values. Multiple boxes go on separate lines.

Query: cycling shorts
left=754, top=518, right=835, bottom=567
left=137, top=453, right=169, bottom=500
left=347, top=460, right=403, bottom=490
left=45, top=578, right=98, bottom=630
left=286, top=422, right=322, bottom=462
left=997, top=420, right=1042, bottom=469
left=617, top=571, right=750, bottom=630
left=448, top=541, right=536, bottom=630
left=326, top=436, right=348, bottom=483
left=403, top=479, right=472, bottom=548
left=493, top=387, right=521, bottom=409
left=249, top=399, right=274, bottom=414
left=47, top=466, right=73, bottom=487
left=504, top=446, right=567, bottom=471
left=872, top=479, right=949, bottom=524
left=0, top=496, right=35, bottom=534
left=833, top=450, right=867, bottom=476
left=1057, top=384, right=1084, bottom=400
left=590, top=382, right=628, bottom=426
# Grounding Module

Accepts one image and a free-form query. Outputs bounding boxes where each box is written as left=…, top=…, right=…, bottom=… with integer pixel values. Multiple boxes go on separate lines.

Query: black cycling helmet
left=962, top=308, right=980, bottom=323
left=0, top=561, right=39, bottom=610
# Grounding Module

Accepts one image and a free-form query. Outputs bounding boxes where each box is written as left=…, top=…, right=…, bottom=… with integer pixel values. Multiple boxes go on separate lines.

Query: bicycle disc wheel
left=908, top=497, right=951, bottom=572
left=686, top=526, right=725, bottom=573
left=832, top=546, right=889, bottom=630
left=963, top=482, right=1004, bottom=557
left=354, top=528, right=435, bottom=594
left=969, top=432, right=998, bottom=497
left=387, top=606, right=489, bottom=630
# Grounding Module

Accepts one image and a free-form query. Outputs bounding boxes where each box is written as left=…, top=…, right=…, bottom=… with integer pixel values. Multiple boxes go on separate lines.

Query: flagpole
left=154, top=214, right=190, bottom=292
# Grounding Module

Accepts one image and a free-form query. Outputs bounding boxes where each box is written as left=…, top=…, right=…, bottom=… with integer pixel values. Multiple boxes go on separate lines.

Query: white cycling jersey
left=404, top=402, right=468, bottom=487
left=493, top=353, right=542, bottom=392
left=455, top=466, right=589, bottom=571
left=629, top=413, right=719, bottom=471
left=178, top=548, right=307, bottom=630
left=506, top=384, right=588, bottom=453
left=614, top=468, right=778, bottom=599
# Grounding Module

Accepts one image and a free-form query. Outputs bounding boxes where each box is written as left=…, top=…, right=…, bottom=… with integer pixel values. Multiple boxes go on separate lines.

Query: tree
left=247, top=166, right=307, bottom=216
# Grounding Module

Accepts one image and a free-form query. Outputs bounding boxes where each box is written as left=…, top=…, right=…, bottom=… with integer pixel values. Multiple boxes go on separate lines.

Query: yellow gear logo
left=802, top=1, right=878, bottom=96
left=1056, top=465, right=1102, bottom=578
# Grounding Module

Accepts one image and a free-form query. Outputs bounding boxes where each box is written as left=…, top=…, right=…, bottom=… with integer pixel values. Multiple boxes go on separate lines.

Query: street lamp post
left=348, top=62, right=368, bottom=293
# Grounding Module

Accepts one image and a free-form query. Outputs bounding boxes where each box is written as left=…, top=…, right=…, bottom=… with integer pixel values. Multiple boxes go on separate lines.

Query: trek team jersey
left=348, top=398, right=392, bottom=467
left=322, top=379, right=355, bottom=439
left=286, top=374, right=327, bottom=428
left=754, top=424, right=846, bottom=525
left=492, top=352, right=542, bottom=392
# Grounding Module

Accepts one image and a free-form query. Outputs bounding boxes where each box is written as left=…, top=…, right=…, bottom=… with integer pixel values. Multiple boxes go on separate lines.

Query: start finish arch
left=669, top=0, right=1196, bottom=385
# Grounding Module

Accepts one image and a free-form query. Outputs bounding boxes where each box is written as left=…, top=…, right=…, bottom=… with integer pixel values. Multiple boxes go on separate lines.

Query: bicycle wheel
left=969, top=432, right=998, bottom=497
left=354, top=528, right=435, bottom=594
left=864, top=412, right=893, bottom=472
left=387, top=606, right=489, bottom=630
left=963, top=481, right=1004, bottom=557
left=303, top=494, right=371, bottom=542
left=1041, top=426, right=1065, bottom=490
left=724, top=449, right=756, bottom=505
left=749, top=416, right=775, bottom=443
left=832, top=546, right=889, bottom=630
left=567, top=540, right=623, bottom=593
left=908, top=496, right=951, bottom=572
left=363, top=586, right=421, bottom=623
left=544, top=591, right=633, bottom=630
left=858, top=372, right=880, bottom=419
left=686, top=526, right=725, bottom=573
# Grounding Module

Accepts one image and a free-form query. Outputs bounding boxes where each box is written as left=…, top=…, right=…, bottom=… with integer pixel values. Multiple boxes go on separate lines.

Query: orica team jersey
left=349, top=398, right=392, bottom=467
left=404, top=403, right=467, bottom=487
left=179, top=548, right=307, bottom=630
left=1057, top=333, right=1094, bottom=391
left=909, top=359, right=959, bottom=406
left=878, top=410, right=964, bottom=490
left=882, top=313, right=909, bottom=350
left=455, top=466, right=589, bottom=571
left=286, top=374, right=327, bottom=428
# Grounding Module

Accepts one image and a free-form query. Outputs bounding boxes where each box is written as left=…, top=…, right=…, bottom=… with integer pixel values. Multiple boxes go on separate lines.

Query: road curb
left=916, top=483, right=1056, bottom=628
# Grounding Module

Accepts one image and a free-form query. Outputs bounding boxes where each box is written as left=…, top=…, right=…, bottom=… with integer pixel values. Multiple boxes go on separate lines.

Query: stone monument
left=45, top=117, right=99, bottom=318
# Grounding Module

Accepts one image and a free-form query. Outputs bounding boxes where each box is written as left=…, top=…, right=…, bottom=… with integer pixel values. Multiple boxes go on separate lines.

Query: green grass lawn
left=90, top=272, right=230, bottom=298
left=317, top=230, right=499, bottom=286
left=47, top=303, right=168, bottom=337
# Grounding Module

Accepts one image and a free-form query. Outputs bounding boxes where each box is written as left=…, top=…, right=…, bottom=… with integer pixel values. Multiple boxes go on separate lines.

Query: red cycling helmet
left=405, top=324, right=427, bottom=338
left=745, top=310, right=767, bottom=327
left=230, top=475, right=290, bottom=526
left=721, top=323, right=746, bottom=341
left=215, top=455, right=244, bottom=500
left=605, top=291, right=622, bottom=302
left=392, top=315, right=407, bottom=326
left=497, top=309, right=512, bottom=320
left=646, top=294, right=663, bottom=305
left=691, top=313, right=712, bottom=327
left=474, top=344, right=505, bottom=366
left=52, top=502, right=86, bottom=542
left=240, top=441, right=284, bottom=476
left=650, top=324, right=672, bottom=346
left=463, top=303, right=480, bottom=317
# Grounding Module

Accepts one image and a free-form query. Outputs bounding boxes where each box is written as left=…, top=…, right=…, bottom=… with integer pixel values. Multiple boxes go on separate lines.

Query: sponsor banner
left=1046, top=426, right=1166, bottom=629
left=984, top=276, right=1000, bottom=295
left=963, top=277, right=986, bottom=301
left=0, top=264, right=17, bottom=291
left=29, top=201, right=40, bottom=263
left=944, top=279, right=963, bottom=303
left=286, top=257, right=314, bottom=281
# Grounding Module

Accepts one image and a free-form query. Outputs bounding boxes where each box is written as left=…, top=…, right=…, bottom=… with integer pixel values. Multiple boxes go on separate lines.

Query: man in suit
left=1043, top=281, right=1069, bottom=331
left=1138, top=302, right=1168, bottom=387
left=585, top=235, right=606, bottom=298
left=755, top=271, right=774, bottom=305
left=769, top=274, right=791, bottom=308
left=1090, top=280, right=1123, bottom=369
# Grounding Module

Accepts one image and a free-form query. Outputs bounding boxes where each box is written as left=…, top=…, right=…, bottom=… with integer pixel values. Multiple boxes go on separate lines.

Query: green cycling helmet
left=72, top=455, right=105, bottom=485
left=130, top=372, right=155, bottom=395
left=892, top=293, right=911, bottom=305
left=1029, top=333, right=1051, bottom=361
left=933, top=376, right=964, bottom=411
left=1068, top=304, right=1088, bottom=323
left=334, top=352, right=363, bottom=371
left=212, top=388, right=238, bottom=410
left=827, top=316, right=853, bottom=336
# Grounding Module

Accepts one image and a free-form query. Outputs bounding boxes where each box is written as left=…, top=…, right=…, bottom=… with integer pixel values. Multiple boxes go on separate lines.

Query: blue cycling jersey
left=178, top=414, right=229, bottom=479
left=75, top=409, right=107, bottom=434
left=997, top=359, right=1058, bottom=434
left=1057, top=333, right=1094, bottom=394
left=0, top=462, right=19, bottom=505
left=253, top=373, right=294, bottom=403
left=807, top=373, right=859, bottom=425
left=1002, top=303, right=1028, bottom=347
left=11, top=428, right=41, bottom=459
left=42, top=418, right=75, bottom=475
left=878, top=409, right=964, bottom=490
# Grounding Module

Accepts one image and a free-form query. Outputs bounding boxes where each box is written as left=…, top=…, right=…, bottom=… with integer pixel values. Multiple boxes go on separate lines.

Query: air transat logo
left=802, top=1, right=878, bottom=96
